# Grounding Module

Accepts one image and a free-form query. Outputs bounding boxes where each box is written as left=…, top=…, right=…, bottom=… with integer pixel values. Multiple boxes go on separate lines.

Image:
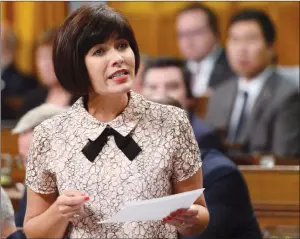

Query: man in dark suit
left=1, top=23, right=37, bottom=119
left=176, top=3, right=234, bottom=97
left=206, top=9, right=300, bottom=157
left=141, top=57, right=262, bottom=239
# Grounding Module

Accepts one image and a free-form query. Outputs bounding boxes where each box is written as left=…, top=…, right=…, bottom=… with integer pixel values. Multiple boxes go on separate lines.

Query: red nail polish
left=84, top=196, right=90, bottom=200
left=162, top=218, right=166, bottom=222
left=171, top=212, right=176, bottom=217
left=167, top=216, right=171, bottom=220
left=177, top=210, right=183, bottom=214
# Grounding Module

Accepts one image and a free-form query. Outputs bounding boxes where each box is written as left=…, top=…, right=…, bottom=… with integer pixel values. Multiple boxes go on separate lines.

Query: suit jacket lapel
left=240, top=72, right=278, bottom=143
left=224, top=79, right=238, bottom=129
left=209, top=50, right=234, bottom=88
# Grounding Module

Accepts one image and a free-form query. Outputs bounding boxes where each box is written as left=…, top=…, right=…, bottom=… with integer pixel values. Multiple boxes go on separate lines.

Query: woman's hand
left=56, top=189, right=89, bottom=221
left=162, top=204, right=201, bottom=233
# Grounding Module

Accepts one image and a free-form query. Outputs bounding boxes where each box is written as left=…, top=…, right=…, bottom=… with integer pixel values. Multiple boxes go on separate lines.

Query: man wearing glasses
left=176, top=3, right=234, bottom=97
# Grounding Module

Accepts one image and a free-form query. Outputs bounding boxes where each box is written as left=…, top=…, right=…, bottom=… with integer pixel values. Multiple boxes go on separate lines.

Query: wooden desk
left=192, top=95, right=209, bottom=119
left=240, top=166, right=300, bottom=230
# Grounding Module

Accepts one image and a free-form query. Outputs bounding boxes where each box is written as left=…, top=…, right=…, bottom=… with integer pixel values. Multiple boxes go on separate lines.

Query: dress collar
left=71, top=90, right=149, bottom=140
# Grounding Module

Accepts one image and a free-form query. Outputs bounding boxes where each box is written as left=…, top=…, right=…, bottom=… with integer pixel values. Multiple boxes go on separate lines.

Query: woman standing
left=23, top=5, right=209, bottom=238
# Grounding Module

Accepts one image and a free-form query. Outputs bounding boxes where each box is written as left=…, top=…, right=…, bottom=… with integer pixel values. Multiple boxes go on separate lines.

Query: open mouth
left=108, top=70, right=129, bottom=79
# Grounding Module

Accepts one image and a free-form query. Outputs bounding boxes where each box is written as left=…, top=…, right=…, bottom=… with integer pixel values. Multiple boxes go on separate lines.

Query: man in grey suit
left=176, top=3, right=234, bottom=97
left=206, top=9, right=300, bottom=157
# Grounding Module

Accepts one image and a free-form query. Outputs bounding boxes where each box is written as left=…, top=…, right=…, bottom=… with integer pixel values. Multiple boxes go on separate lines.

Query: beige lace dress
left=26, top=91, right=202, bottom=238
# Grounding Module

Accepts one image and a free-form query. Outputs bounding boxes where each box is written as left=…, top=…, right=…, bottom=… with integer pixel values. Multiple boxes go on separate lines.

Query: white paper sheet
left=98, top=188, right=205, bottom=223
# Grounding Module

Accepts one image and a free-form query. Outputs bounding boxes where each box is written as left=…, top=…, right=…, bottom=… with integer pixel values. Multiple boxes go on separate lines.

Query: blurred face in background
left=36, top=44, right=59, bottom=87
left=143, top=66, right=187, bottom=107
left=176, top=9, right=217, bottom=61
left=18, top=130, right=33, bottom=166
left=226, top=20, right=273, bottom=79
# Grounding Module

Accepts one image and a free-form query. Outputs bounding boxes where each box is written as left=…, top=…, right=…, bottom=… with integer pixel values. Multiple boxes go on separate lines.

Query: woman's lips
left=111, top=74, right=128, bottom=84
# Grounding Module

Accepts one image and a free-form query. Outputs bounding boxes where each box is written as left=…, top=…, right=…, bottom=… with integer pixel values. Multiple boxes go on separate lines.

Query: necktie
left=82, top=126, right=142, bottom=162
left=228, top=91, right=249, bottom=143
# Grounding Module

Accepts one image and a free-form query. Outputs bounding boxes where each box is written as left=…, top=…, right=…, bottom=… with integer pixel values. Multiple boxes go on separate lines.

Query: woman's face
left=84, top=37, right=135, bottom=96
left=36, top=45, right=59, bottom=87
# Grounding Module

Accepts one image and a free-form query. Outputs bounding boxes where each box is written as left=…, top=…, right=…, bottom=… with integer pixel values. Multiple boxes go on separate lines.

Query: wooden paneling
left=1, top=128, right=19, bottom=156
left=240, top=166, right=300, bottom=228
left=109, top=2, right=299, bottom=65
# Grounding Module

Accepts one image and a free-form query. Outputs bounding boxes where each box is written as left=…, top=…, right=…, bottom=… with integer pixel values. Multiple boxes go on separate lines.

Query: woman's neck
left=87, top=92, right=129, bottom=122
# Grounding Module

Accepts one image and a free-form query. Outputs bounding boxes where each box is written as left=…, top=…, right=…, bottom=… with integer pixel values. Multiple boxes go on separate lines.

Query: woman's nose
left=110, top=49, right=124, bottom=66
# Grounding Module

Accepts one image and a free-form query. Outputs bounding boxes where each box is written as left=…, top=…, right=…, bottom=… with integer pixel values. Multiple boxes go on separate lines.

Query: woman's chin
left=112, top=81, right=132, bottom=92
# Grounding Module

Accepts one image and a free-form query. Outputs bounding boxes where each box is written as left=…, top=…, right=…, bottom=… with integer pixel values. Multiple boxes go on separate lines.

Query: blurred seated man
left=142, top=57, right=223, bottom=152
left=1, top=23, right=37, bottom=119
left=176, top=3, right=235, bottom=97
left=1, top=186, right=25, bottom=239
left=206, top=9, right=300, bottom=157
left=11, top=104, right=68, bottom=227
left=146, top=94, right=262, bottom=239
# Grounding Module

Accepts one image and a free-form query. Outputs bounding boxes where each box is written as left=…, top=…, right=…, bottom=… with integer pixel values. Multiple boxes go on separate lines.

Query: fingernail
left=84, top=196, right=90, bottom=201
left=166, top=216, right=171, bottom=220
left=162, top=218, right=167, bottom=222
left=170, top=212, right=176, bottom=217
left=177, top=210, right=182, bottom=214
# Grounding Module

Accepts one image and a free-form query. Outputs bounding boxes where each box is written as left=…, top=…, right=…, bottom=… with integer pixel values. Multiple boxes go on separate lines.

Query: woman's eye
left=93, top=49, right=105, bottom=56
left=118, top=42, right=128, bottom=50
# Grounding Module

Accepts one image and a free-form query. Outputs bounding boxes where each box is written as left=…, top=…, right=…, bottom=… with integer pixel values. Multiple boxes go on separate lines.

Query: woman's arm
left=24, top=188, right=88, bottom=239
left=23, top=188, right=68, bottom=238
left=166, top=169, right=210, bottom=236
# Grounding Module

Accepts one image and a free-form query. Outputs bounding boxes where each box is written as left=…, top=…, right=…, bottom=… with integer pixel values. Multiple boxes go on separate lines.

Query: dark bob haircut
left=142, top=57, right=193, bottom=99
left=229, top=9, right=276, bottom=45
left=53, top=4, right=140, bottom=95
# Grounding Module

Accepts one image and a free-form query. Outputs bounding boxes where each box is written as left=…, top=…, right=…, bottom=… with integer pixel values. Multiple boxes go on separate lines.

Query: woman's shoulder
left=33, top=105, right=75, bottom=137
left=144, top=97, right=189, bottom=125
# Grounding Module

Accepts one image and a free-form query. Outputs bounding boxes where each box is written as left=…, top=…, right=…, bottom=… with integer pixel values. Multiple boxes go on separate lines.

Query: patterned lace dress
left=26, top=91, right=202, bottom=238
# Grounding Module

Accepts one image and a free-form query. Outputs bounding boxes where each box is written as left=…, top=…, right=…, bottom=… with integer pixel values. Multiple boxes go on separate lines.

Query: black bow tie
left=81, top=126, right=142, bottom=162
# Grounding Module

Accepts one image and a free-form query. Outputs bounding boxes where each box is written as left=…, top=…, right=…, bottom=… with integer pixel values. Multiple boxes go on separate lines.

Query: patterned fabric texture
left=1, top=186, right=15, bottom=224
left=26, top=91, right=202, bottom=238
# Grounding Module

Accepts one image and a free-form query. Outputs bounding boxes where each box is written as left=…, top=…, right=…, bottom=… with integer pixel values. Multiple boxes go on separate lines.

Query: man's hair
left=229, top=9, right=276, bottom=45
left=177, top=3, right=219, bottom=37
left=142, top=57, right=193, bottom=98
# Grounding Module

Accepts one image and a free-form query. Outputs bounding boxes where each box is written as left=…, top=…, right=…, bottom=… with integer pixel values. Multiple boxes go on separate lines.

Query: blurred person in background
left=1, top=186, right=25, bottom=239
left=176, top=3, right=234, bottom=97
left=132, top=54, right=151, bottom=93
left=142, top=61, right=262, bottom=238
left=206, top=9, right=300, bottom=157
left=142, top=57, right=223, bottom=152
left=1, top=23, right=37, bottom=119
left=20, top=29, right=78, bottom=116
left=11, top=104, right=69, bottom=228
